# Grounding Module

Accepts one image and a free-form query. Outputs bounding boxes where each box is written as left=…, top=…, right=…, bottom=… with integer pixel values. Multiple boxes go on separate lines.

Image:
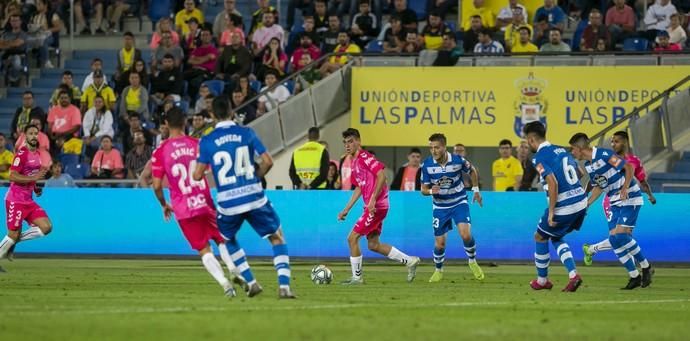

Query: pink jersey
left=603, top=153, right=647, bottom=213
left=151, top=136, right=215, bottom=220
left=5, top=146, right=42, bottom=203
left=351, top=150, right=389, bottom=210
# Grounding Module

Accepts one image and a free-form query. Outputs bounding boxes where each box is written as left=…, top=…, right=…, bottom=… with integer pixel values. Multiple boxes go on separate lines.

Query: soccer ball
left=310, top=265, right=333, bottom=285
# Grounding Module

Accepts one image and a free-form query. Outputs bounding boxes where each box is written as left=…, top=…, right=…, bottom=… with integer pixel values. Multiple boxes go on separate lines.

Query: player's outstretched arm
left=192, top=161, right=208, bottom=182
left=152, top=177, right=173, bottom=221
left=620, top=163, right=634, bottom=200
left=640, top=179, right=656, bottom=204
left=338, top=186, right=362, bottom=221
left=9, top=169, right=46, bottom=184
left=256, top=152, right=273, bottom=178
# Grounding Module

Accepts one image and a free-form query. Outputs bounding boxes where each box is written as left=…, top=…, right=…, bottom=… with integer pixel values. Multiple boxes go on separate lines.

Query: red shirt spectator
left=605, top=0, right=635, bottom=32
left=47, top=91, right=81, bottom=139
left=189, top=29, right=218, bottom=72
left=291, top=33, right=321, bottom=72
left=91, top=136, right=125, bottom=179
left=655, top=31, right=682, bottom=51
left=580, top=9, right=610, bottom=51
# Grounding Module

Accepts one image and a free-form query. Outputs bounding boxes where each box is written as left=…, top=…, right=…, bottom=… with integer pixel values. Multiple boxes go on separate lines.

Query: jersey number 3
left=213, top=146, right=255, bottom=186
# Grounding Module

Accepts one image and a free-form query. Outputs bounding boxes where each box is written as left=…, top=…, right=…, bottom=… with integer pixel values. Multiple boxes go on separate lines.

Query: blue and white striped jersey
left=532, top=142, right=587, bottom=216
left=421, top=152, right=472, bottom=209
left=584, top=147, right=643, bottom=207
left=198, top=121, right=267, bottom=216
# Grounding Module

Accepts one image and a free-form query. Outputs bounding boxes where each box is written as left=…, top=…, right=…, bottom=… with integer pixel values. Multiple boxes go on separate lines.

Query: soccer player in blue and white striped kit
left=569, top=133, right=654, bottom=290
left=420, top=133, right=485, bottom=282
left=193, top=97, right=296, bottom=299
left=524, top=122, right=586, bottom=292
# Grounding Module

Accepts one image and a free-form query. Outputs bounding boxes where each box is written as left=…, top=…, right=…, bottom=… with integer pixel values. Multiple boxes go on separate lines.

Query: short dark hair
left=470, top=15, right=482, bottom=20
left=613, top=130, right=629, bottom=141
left=23, top=90, right=33, bottom=97
left=212, top=96, right=232, bottom=120
left=100, top=135, right=113, bottom=142
left=518, top=26, right=531, bottom=35
left=57, top=89, right=70, bottom=98
left=92, top=58, right=102, bottom=64
left=389, top=14, right=401, bottom=22
left=479, top=28, right=493, bottom=36
left=499, top=139, right=512, bottom=147
left=429, top=133, right=447, bottom=146
left=62, top=70, right=73, bottom=77
left=165, top=107, right=186, bottom=129
left=264, top=68, right=280, bottom=78
left=342, top=128, right=360, bottom=140
left=455, top=143, right=465, bottom=147
left=569, top=133, right=590, bottom=147
left=163, top=53, right=175, bottom=60
left=523, top=121, right=546, bottom=138
left=124, top=31, right=134, bottom=38
left=308, top=127, right=319, bottom=140
left=409, top=147, right=421, bottom=155
left=0, top=132, right=5, bottom=138
left=128, top=111, right=141, bottom=120
left=359, top=0, right=369, bottom=5
left=24, top=124, right=40, bottom=133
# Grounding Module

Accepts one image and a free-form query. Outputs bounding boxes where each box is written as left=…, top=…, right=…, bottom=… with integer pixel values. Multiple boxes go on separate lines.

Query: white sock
left=468, top=258, right=477, bottom=264
left=201, top=253, right=230, bottom=290
left=537, top=276, right=548, bottom=285
left=639, top=259, right=650, bottom=269
left=0, top=236, right=16, bottom=258
left=19, top=226, right=45, bottom=242
left=569, top=270, right=578, bottom=279
left=590, top=239, right=612, bottom=254
left=350, top=255, right=362, bottom=279
left=217, top=243, right=239, bottom=277
left=387, top=246, right=412, bottom=265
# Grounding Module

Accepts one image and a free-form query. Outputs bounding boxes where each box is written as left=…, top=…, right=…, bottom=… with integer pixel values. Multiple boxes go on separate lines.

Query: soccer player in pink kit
left=583, top=131, right=657, bottom=265
left=0, top=125, right=51, bottom=271
left=151, top=108, right=244, bottom=297
left=337, top=128, right=420, bottom=284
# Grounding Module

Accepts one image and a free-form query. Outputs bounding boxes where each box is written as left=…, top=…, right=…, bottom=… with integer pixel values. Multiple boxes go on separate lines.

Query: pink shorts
left=5, top=200, right=48, bottom=231
left=353, top=208, right=388, bottom=237
left=178, top=212, right=225, bottom=251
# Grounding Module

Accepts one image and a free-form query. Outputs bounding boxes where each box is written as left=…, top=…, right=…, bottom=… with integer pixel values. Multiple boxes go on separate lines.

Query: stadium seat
left=445, top=21, right=456, bottom=32
left=623, top=38, right=649, bottom=52
left=365, top=40, right=383, bottom=53
left=64, top=162, right=89, bottom=180
left=202, top=80, right=225, bottom=96
left=250, top=80, right=262, bottom=94
left=175, top=100, right=190, bottom=113
left=282, top=80, right=295, bottom=94
left=408, top=0, right=427, bottom=20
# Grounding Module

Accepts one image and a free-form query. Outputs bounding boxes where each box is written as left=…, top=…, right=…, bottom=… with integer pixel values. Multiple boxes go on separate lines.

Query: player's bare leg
left=458, top=223, right=484, bottom=280
left=4, top=218, right=53, bottom=261
left=342, top=231, right=365, bottom=285
left=430, top=234, right=447, bottom=282
left=198, top=244, right=236, bottom=297
left=217, top=242, right=248, bottom=292
left=267, top=228, right=296, bottom=299
left=0, top=229, right=21, bottom=262
left=367, top=233, right=420, bottom=283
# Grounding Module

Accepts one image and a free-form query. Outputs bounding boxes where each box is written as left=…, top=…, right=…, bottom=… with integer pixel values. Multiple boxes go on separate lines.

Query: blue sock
left=463, top=237, right=476, bottom=261
left=433, top=247, right=445, bottom=270
left=534, top=241, right=550, bottom=279
left=552, top=239, right=577, bottom=278
left=617, top=233, right=650, bottom=269
left=610, top=235, right=639, bottom=278
left=272, top=244, right=291, bottom=288
left=225, top=239, right=256, bottom=284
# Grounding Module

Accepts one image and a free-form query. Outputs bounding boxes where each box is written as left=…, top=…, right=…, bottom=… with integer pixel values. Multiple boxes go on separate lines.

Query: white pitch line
left=10, top=298, right=690, bottom=316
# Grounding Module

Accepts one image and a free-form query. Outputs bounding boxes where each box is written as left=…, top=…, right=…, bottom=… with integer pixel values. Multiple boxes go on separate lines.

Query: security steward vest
left=293, top=141, right=326, bottom=188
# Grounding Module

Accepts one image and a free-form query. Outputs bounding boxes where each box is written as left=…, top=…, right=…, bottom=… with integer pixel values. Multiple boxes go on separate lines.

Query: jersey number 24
left=213, top=146, right=255, bottom=186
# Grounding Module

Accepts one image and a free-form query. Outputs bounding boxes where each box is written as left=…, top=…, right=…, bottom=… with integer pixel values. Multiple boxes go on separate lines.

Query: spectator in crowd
left=474, top=28, right=504, bottom=54
left=433, top=32, right=462, bottom=66
left=219, top=13, right=245, bottom=48
left=106, top=0, right=138, bottom=33
left=517, top=140, right=537, bottom=191
left=350, top=0, right=378, bottom=49
left=231, top=88, right=257, bottom=125
left=27, top=0, right=61, bottom=69
left=214, top=0, right=243, bottom=40
left=420, top=10, right=451, bottom=50
left=0, top=14, right=27, bottom=85
left=123, top=112, right=153, bottom=152
left=392, top=0, right=418, bottom=31
left=175, top=0, right=204, bottom=36
left=313, top=0, right=329, bottom=34
left=390, top=147, right=422, bottom=191
left=126, top=130, right=152, bottom=179
left=322, top=13, right=341, bottom=53
left=462, top=15, right=483, bottom=53
left=580, top=9, right=610, bottom=51
left=150, top=17, right=180, bottom=49
left=182, top=17, right=202, bottom=56
left=594, top=38, right=608, bottom=51
left=654, top=30, right=683, bottom=51
left=540, top=28, right=571, bottom=52
left=427, top=0, right=458, bottom=22
left=154, top=121, right=170, bottom=147
left=453, top=143, right=466, bottom=157
left=644, top=0, right=677, bottom=40
left=511, top=26, right=538, bottom=52
left=190, top=112, right=213, bottom=138
left=294, top=53, right=322, bottom=91
left=532, top=13, right=550, bottom=47
left=453, top=143, right=473, bottom=189
left=325, top=161, right=341, bottom=189
left=128, top=59, right=150, bottom=90
left=291, top=32, right=321, bottom=72
left=259, top=37, right=288, bottom=80
left=534, top=0, right=565, bottom=32
left=492, top=139, right=522, bottom=191
left=382, top=15, right=405, bottom=53
left=81, top=70, right=116, bottom=113
left=152, top=31, right=184, bottom=72
left=151, top=54, right=184, bottom=108
left=496, top=0, right=527, bottom=31
left=215, top=31, right=252, bottom=85
left=257, top=69, right=291, bottom=114
left=81, top=58, right=109, bottom=93
left=251, top=10, right=284, bottom=56
left=288, top=0, right=315, bottom=31
left=320, top=30, right=361, bottom=77
left=288, top=15, right=320, bottom=53
left=118, top=72, right=150, bottom=123
left=45, top=160, right=76, bottom=187
left=185, top=27, right=218, bottom=101
left=11, top=91, right=45, bottom=140
left=75, top=0, right=105, bottom=35
left=91, top=135, right=124, bottom=179
left=463, top=0, right=495, bottom=30
left=665, top=13, right=687, bottom=45
left=504, top=7, right=531, bottom=51
left=289, top=127, right=330, bottom=190
left=194, top=86, right=212, bottom=114
left=47, top=90, right=82, bottom=155
left=606, top=0, right=636, bottom=45
left=339, top=151, right=353, bottom=190
left=0, top=133, right=13, bottom=180
left=402, top=30, right=422, bottom=53
left=82, top=95, right=115, bottom=158
left=50, top=71, right=82, bottom=107
left=115, top=32, right=142, bottom=91
left=15, top=114, right=52, bottom=167
left=238, top=75, right=258, bottom=102
left=249, top=0, right=277, bottom=36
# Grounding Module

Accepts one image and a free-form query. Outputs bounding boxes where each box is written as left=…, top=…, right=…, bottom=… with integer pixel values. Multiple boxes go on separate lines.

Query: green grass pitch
left=1, top=259, right=689, bottom=340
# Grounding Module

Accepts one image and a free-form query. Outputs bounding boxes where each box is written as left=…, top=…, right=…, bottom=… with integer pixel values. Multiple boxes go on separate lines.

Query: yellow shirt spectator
left=126, top=87, right=142, bottom=111
left=463, top=6, right=495, bottom=31
left=511, top=42, right=539, bottom=53
left=504, top=24, right=533, bottom=50
left=82, top=84, right=116, bottom=111
left=0, top=148, right=14, bottom=179
left=492, top=155, right=523, bottom=191
left=175, top=8, right=204, bottom=36
left=329, top=43, right=362, bottom=65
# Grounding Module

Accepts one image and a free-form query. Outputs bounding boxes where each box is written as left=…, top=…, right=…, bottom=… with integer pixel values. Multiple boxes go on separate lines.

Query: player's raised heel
left=621, top=275, right=642, bottom=290
left=641, top=266, right=654, bottom=288
left=340, top=277, right=365, bottom=285
left=562, top=274, right=583, bottom=292
left=224, top=287, right=237, bottom=298
left=247, top=282, right=263, bottom=297
left=278, top=288, right=297, bottom=299
left=6, top=244, right=16, bottom=262
left=232, top=275, right=249, bottom=292
left=582, top=244, right=593, bottom=266
left=530, top=279, right=553, bottom=290
left=469, top=262, right=485, bottom=280
left=429, top=270, right=443, bottom=283
left=406, top=257, right=420, bottom=283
